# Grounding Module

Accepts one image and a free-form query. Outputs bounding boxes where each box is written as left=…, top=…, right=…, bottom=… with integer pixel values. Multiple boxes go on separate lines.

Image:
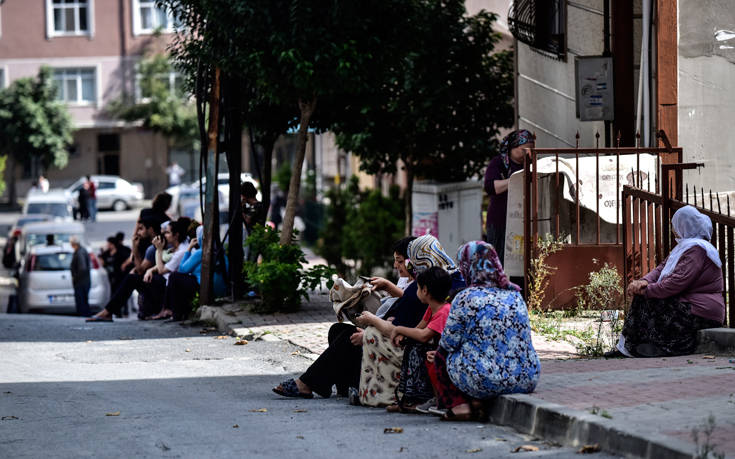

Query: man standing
left=166, top=162, right=185, bottom=187
left=86, top=176, right=97, bottom=222
left=70, top=236, right=91, bottom=317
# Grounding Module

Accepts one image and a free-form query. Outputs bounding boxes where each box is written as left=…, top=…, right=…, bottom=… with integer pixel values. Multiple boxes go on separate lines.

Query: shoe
left=348, top=387, right=361, bottom=406
left=272, top=379, right=313, bottom=399
left=440, top=407, right=477, bottom=422
left=427, top=406, right=448, bottom=417
left=85, top=316, right=113, bottom=322
left=386, top=403, right=402, bottom=413
left=603, top=349, right=624, bottom=359
left=414, top=398, right=437, bottom=414
left=635, top=343, right=664, bottom=358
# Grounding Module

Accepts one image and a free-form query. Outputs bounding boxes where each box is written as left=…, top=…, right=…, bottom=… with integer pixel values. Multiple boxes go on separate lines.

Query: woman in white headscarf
left=610, top=206, right=724, bottom=358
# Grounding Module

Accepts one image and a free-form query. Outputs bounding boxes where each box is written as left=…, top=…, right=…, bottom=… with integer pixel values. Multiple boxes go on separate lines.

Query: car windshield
left=32, top=252, right=73, bottom=271
left=26, top=233, right=78, bottom=248
left=17, top=216, right=49, bottom=227
left=26, top=203, right=69, bottom=218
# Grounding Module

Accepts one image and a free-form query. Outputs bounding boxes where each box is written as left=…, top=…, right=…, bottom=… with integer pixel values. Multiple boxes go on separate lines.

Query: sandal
left=272, top=379, right=313, bottom=399
left=85, top=316, right=113, bottom=322
left=440, top=407, right=475, bottom=422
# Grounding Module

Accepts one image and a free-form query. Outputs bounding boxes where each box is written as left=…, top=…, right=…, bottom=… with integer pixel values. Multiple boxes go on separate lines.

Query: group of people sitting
left=273, top=205, right=726, bottom=420
left=273, top=234, right=541, bottom=421
left=86, top=191, right=227, bottom=323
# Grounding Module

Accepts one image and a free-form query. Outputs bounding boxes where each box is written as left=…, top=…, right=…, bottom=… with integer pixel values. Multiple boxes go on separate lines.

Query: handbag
left=330, top=277, right=382, bottom=325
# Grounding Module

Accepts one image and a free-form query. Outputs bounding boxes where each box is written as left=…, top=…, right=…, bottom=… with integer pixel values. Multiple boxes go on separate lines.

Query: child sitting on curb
left=387, top=266, right=453, bottom=413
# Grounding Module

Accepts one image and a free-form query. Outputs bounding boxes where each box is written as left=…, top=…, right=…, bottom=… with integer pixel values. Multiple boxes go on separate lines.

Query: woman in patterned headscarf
left=428, top=240, right=540, bottom=421
left=483, top=129, right=534, bottom=264
left=353, top=235, right=465, bottom=407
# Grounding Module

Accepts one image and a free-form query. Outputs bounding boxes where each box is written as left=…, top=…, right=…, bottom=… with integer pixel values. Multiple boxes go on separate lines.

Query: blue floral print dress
left=438, top=241, right=540, bottom=399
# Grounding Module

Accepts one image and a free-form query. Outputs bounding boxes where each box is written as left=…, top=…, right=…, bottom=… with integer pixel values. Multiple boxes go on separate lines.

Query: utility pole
left=200, top=68, right=221, bottom=305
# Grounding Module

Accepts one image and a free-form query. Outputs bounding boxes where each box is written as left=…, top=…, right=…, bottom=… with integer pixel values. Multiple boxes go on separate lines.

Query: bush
left=318, top=176, right=405, bottom=278
left=244, top=225, right=335, bottom=313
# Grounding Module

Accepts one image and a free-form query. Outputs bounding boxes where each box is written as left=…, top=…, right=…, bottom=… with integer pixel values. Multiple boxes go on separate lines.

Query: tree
left=0, top=67, right=73, bottom=206
left=333, top=0, right=515, bottom=234
left=106, top=52, right=198, bottom=156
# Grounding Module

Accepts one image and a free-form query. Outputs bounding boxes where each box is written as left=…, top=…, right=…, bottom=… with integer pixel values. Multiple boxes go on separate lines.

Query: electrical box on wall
left=575, top=56, right=615, bottom=121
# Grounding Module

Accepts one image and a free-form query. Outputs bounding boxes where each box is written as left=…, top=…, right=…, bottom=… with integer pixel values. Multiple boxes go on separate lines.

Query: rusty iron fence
left=623, top=163, right=735, bottom=328
left=523, top=130, right=682, bottom=310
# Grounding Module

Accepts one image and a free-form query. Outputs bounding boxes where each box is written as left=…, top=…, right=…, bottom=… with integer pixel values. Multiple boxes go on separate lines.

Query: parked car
left=67, top=175, right=144, bottom=213
left=2, top=214, right=53, bottom=268
left=16, top=221, right=86, bottom=267
left=22, top=190, right=74, bottom=221
left=166, top=172, right=263, bottom=221
left=16, top=243, right=110, bottom=314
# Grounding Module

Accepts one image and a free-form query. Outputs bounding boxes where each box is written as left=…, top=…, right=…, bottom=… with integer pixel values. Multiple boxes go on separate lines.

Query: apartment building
left=0, top=0, right=193, bottom=197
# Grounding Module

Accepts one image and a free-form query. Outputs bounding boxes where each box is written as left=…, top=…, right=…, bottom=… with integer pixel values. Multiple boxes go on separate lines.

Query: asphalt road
left=0, top=314, right=620, bottom=459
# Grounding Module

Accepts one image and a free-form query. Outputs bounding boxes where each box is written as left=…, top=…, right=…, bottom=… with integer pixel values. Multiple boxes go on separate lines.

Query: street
left=0, top=314, right=620, bottom=458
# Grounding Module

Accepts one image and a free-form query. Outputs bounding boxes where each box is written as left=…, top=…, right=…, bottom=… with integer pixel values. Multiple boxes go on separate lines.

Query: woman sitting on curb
left=429, top=241, right=540, bottom=421
left=354, top=235, right=465, bottom=407
left=609, top=205, right=724, bottom=358
left=272, top=237, right=417, bottom=400
left=387, top=266, right=452, bottom=413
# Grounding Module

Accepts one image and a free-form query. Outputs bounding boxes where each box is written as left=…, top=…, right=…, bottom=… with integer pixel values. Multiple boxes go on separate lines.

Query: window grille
left=508, top=0, right=566, bottom=60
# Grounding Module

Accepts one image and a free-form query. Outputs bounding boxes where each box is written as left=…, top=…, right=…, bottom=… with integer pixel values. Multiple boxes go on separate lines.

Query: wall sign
left=575, top=56, right=614, bottom=121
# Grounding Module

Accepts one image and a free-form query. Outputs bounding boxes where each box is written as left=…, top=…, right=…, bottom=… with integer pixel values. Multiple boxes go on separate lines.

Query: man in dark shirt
left=70, top=236, right=91, bottom=317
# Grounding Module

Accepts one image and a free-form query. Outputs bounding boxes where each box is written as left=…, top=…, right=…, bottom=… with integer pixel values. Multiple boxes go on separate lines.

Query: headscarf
left=407, top=235, right=457, bottom=274
left=659, top=206, right=721, bottom=279
left=499, top=129, right=534, bottom=171
left=457, top=240, right=520, bottom=291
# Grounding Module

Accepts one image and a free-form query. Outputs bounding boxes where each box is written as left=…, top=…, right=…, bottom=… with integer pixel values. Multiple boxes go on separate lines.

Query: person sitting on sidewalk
left=610, top=205, right=724, bottom=358
left=86, top=217, right=164, bottom=322
left=147, top=219, right=190, bottom=320
left=161, top=225, right=227, bottom=321
left=429, top=241, right=540, bottom=422
left=369, top=236, right=415, bottom=317
left=354, top=235, right=465, bottom=407
left=271, top=236, right=419, bottom=400
left=387, top=266, right=452, bottom=413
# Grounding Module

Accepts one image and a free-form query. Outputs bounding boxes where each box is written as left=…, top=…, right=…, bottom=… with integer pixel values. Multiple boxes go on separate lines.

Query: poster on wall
left=575, top=56, right=614, bottom=121
left=412, top=211, right=439, bottom=238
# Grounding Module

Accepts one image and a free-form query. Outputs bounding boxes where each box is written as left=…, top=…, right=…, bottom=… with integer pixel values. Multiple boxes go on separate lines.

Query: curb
left=490, top=394, right=697, bottom=459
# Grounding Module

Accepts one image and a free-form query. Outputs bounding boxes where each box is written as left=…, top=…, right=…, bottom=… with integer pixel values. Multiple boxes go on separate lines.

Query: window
left=136, top=70, right=184, bottom=101
left=132, top=0, right=178, bottom=35
left=47, top=0, right=93, bottom=37
left=509, top=0, right=566, bottom=60
left=97, top=181, right=116, bottom=190
left=53, top=68, right=96, bottom=104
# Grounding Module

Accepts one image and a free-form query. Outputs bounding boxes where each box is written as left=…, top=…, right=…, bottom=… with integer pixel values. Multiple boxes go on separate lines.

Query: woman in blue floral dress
left=429, top=240, right=540, bottom=421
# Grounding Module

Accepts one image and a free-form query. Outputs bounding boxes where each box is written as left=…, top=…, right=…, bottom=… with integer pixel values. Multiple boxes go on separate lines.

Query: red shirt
left=421, top=303, right=451, bottom=334
left=87, top=181, right=96, bottom=199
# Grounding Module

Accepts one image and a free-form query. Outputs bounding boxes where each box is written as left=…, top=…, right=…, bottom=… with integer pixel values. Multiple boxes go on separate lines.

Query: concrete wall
left=678, top=0, right=735, bottom=193
left=516, top=0, right=608, bottom=148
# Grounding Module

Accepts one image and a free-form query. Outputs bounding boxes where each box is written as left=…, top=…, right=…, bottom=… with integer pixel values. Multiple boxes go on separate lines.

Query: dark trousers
left=165, top=272, right=199, bottom=320
left=300, top=323, right=362, bottom=398
left=74, top=279, right=91, bottom=317
left=105, top=273, right=165, bottom=318
left=485, top=223, right=506, bottom=266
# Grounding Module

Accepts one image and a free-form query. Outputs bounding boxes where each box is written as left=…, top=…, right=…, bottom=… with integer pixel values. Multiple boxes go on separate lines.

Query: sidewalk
left=200, top=298, right=735, bottom=458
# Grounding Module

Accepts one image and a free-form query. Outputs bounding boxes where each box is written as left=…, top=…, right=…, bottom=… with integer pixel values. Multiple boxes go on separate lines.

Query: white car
left=67, top=175, right=144, bottom=213
left=17, top=243, right=111, bottom=314
left=22, top=189, right=74, bottom=221
left=167, top=173, right=260, bottom=218
left=16, top=221, right=87, bottom=265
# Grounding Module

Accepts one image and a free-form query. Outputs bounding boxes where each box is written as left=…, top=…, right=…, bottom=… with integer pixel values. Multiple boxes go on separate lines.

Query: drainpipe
left=636, top=0, right=652, bottom=146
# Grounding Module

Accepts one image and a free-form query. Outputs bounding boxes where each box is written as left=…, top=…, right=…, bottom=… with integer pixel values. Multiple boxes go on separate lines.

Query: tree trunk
left=225, top=74, right=244, bottom=301
left=404, top=165, right=414, bottom=236
left=200, top=68, right=221, bottom=305
left=279, top=97, right=317, bottom=245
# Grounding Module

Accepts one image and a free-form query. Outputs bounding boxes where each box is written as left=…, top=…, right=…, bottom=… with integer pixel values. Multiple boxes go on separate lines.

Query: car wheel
left=112, top=200, right=128, bottom=212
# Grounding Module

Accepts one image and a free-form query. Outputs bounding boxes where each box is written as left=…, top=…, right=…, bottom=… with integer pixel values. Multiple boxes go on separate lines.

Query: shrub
left=244, top=225, right=335, bottom=313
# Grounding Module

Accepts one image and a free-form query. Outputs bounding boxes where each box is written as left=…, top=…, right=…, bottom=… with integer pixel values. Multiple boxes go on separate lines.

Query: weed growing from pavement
left=589, top=405, right=612, bottom=419
left=527, top=234, right=564, bottom=311
left=692, top=415, right=725, bottom=459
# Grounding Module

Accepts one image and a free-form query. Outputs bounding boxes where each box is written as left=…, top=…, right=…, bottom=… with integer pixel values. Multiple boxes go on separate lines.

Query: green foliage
left=693, top=415, right=726, bottom=459
left=275, top=162, right=292, bottom=195
left=0, top=66, right=73, bottom=170
left=318, top=176, right=404, bottom=277
left=243, top=225, right=335, bottom=313
left=333, top=0, right=514, bottom=183
left=106, top=53, right=197, bottom=147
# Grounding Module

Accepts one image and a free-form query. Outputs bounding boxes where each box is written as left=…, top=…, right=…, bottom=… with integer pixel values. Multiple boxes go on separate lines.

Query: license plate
left=48, top=295, right=73, bottom=304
